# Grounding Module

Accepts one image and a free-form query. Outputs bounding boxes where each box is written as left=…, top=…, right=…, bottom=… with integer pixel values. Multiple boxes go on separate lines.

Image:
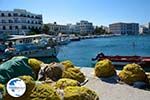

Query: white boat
left=0, top=34, right=59, bottom=60
left=56, top=33, right=70, bottom=45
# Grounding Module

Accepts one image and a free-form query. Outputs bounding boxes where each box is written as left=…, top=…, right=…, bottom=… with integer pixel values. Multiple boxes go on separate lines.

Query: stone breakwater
left=80, top=67, right=150, bottom=100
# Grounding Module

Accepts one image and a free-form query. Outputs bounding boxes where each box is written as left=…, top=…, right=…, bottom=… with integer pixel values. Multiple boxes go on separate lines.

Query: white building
left=109, top=22, right=139, bottom=35
left=0, top=9, right=43, bottom=35
left=76, top=20, right=94, bottom=35
left=47, top=20, right=94, bottom=35
left=101, top=25, right=109, bottom=33
left=47, top=22, right=69, bottom=34
left=67, top=24, right=80, bottom=34
left=139, top=25, right=148, bottom=34
left=139, top=23, right=150, bottom=34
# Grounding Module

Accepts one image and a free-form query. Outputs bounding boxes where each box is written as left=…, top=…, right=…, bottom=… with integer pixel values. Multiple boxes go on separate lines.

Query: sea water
left=57, top=35, right=150, bottom=67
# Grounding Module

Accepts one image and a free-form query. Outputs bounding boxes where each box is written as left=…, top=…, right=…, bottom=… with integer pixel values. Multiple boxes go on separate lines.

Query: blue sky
left=0, top=0, right=149, bottom=26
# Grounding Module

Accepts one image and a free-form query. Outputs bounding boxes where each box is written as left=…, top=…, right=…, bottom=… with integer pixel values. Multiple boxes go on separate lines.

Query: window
left=9, top=26, right=12, bottom=30
left=39, top=21, right=42, bottom=24
left=2, top=20, right=6, bottom=23
left=19, top=41, right=22, bottom=43
left=20, top=14, right=23, bottom=17
left=1, top=13, right=4, bottom=17
left=14, top=19, right=19, bottom=23
left=27, top=20, right=30, bottom=23
left=15, top=26, right=18, bottom=29
left=9, top=20, right=13, bottom=23
left=8, top=13, right=11, bottom=17
left=13, top=13, right=18, bottom=16
left=22, top=26, right=27, bottom=29
left=3, top=26, right=6, bottom=30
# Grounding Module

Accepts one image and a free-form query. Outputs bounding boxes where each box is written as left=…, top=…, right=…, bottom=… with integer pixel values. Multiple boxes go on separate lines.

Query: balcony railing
left=0, top=14, right=42, bottom=19
left=0, top=21, right=42, bottom=24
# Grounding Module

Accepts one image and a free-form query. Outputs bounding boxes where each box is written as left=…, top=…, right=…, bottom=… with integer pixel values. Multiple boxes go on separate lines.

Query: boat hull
left=14, top=47, right=59, bottom=58
left=92, top=53, right=150, bottom=68
left=0, top=46, right=59, bottom=60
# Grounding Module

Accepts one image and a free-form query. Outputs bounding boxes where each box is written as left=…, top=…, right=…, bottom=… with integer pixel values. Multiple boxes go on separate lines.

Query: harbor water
left=39, top=35, right=150, bottom=70
left=57, top=35, right=150, bottom=67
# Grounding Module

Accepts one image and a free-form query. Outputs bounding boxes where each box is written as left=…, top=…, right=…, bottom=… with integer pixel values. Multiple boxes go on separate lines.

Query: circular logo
left=6, top=78, right=26, bottom=97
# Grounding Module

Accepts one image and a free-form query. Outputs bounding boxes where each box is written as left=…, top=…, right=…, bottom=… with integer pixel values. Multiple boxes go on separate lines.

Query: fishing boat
left=56, top=33, right=70, bottom=45
left=92, top=52, right=150, bottom=67
left=0, top=34, right=59, bottom=60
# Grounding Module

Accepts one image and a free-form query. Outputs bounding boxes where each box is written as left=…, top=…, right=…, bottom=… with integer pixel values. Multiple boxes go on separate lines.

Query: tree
left=29, top=27, right=41, bottom=35
left=42, top=24, right=49, bottom=34
left=94, top=26, right=109, bottom=35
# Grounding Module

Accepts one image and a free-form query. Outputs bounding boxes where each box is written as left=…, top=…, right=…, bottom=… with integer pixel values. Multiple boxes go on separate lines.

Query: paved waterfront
left=80, top=67, right=150, bottom=100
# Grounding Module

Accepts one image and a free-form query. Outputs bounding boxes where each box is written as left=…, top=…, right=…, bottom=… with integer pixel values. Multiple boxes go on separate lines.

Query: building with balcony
left=47, top=20, right=94, bottom=35
left=76, top=20, right=94, bottom=35
left=109, top=22, right=139, bottom=35
left=47, top=22, right=69, bottom=34
left=67, top=24, right=80, bottom=34
left=0, top=9, right=43, bottom=35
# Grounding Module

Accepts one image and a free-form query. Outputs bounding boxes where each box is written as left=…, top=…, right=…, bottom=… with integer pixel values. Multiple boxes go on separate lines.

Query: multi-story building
left=0, top=9, right=42, bottom=35
left=47, top=20, right=94, bottom=35
left=67, top=24, right=80, bottom=34
left=76, top=20, right=94, bottom=35
left=139, top=25, right=149, bottom=34
left=109, top=22, right=139, bottom=35
left=47, top=22, right=69, bottom=34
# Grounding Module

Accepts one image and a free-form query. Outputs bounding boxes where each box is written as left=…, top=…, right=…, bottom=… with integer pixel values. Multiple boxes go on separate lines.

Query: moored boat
left=0, top=34, right=59, bottom=60
left=92, top=52, right=150, bottom=67
left=56, top=33, right=70, bottom=45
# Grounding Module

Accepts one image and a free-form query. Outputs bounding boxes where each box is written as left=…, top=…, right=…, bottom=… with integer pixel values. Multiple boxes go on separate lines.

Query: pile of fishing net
left=0, top=83, right=4, bottom=93
left=94, top=59, right=116, bottom=77
left=62, top=67, right=85, bottom=83
left=55, top=78, right=79, bottom=89
left=27, top=59, right=85, bottom=84
left=147, top=73, right=150, bottom=85
left=54, top=78, right=99, bottom=100
left=28, top=58, right=43, bottom=79
left=63, top=86, right=99, bottom=100
left=3, top=75, right=99, bottom=100
left=30, top=84, right=61, bottom=100
left=0, top=58, right=99, bottom=100
left=118, top=63, right=148, bottom=84
left=61, top=60, right=74, bottom=70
